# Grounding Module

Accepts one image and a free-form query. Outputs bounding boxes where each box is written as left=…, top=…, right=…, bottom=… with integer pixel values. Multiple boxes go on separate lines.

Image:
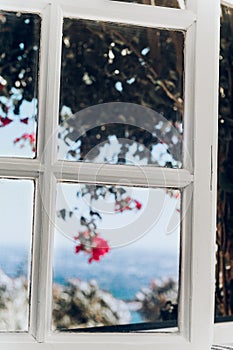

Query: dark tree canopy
left=58, top=18, right=184, bottom=166
left=216, top=5, right=233, bottom=319
left=0, top=12, right=40, bottom=115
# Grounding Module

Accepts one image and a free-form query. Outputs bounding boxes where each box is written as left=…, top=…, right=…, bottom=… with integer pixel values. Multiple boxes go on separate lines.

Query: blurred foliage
left=136, top=278, right=178, bottom=322
left=53, top=279, right=131, bottom=329
left=0, top=12, right=40, bottom=116
left=216, top=4, right=233, bottom=320
left=59, top=18, right=184, bottom=166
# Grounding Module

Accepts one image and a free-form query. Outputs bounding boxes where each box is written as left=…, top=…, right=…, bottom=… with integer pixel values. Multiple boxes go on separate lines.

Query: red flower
left=21, top=133, right=36, bottom=143
left=14, top=132, right=36, bottom=152
left=74, top=232, right=110, bottom=263
left=0, top=116, right=13, bottom=127
left=88, top=236, right=110, bottom=263
left=75, top=244, right=84, bottom=253
left=115, top=197, right=142, bottom=212
left=14, top=137, right=21, bottom=144
left=134, top=199, right=142, bottom=210
left=20, top=118, right=29, bottom=124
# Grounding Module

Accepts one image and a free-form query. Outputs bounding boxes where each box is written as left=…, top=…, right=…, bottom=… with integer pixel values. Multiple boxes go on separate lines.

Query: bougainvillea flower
left=134, top=199, right=142, bottom=210
left=75, top=244, right=84, bottom=254
left=22, top=132, right=36, bottom=143
left=75, top=233, right=110, bottom=263
left=88, top=236, right=110, bottom=263
left=0, top=116, right=13, bottom=127
left=14, top=132, right=36, bottom=152
left=115, top=196, right=142, bottom=213
left=13, top=137, right=21, bottom=144
left=20, top=117, right=29, bottom=124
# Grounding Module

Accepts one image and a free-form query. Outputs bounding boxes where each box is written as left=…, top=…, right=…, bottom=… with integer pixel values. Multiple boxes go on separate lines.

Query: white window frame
left=0, top=0, right=221, bottom=349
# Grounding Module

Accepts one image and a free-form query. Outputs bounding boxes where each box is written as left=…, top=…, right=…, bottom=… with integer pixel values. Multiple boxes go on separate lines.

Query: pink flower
left=14, top=132, right=36, bottom=152
left=88, top=236, right=110, bottom=263
left=74, top=232, right=110, bottom=263
left=134, top=199, right=142, bottom=210
left=115, top=197, right=142, bottom=212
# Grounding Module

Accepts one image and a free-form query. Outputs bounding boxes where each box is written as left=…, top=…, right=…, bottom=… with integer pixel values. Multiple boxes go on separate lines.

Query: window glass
left=58, top=19, right=184, bottom=168
left=110, top=0, right=186, bottom=9
left=53, top=183, right=181, bottom=331
left=0, top=12, right=41, bottom=158
left=0, top=179, right=34, bottom=331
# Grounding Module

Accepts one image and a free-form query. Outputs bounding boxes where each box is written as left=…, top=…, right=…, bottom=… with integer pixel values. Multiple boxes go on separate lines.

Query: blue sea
left=53, top=246, right=179, bottom=301
left=0, top=244, right=179, bottom=323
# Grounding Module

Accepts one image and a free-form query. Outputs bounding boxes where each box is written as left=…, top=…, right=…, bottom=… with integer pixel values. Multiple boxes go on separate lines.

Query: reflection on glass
left=58, top=19, right=184, bottom=167
left=53, top=183, right=180, bottom=331
left=110, top=0, right=186, bottom=9
left=0, top=179, right=34, bottom=331
left=0, top=12, right=41, bottom=158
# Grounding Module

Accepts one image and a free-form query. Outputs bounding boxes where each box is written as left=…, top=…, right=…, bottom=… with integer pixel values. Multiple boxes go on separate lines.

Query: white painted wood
left=214, top=322, right=233, bottom=344
left=0, top=159, right=42, bottom=175
left=54, top=162, right=193, bottom=188
left=188, top=1, right=220, bottom=350
left=178, top=185, right=193, bottom=341
left=32, top=2, right=63, bottom=343
left=0, top=0, right=48, bottom=13
left=182, top=24, right=195, bottom=172
left=29, top=4, right=51, bottom=338
left=61, top=1, right=196, bottom=30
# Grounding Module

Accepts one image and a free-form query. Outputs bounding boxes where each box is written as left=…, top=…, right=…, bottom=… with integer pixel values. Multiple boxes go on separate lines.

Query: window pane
left=0, top=12, right=41, bottom=158
left=53, top=183, right=181, bottom=331
left=110, top=0, right=186, bottom=9
left=58, top=19, right=184, bottom=168
left=0, top=179, right=34, bottom=331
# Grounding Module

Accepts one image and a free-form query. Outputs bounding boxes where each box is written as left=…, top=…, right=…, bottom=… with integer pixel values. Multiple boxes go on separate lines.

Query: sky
left=0, top=179, right=34, bottom=246
left=55, top=183, right=180, bottom=253
left=0, top=98, right=180, bottom=257
left=0, top=177, right=180, bottom=257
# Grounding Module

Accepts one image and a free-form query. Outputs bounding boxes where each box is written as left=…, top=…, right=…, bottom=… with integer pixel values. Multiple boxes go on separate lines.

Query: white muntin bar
left=61, top=1, right=196, bottom=31
left=54, top=162, right=193, bottom=189
left=0, top=158, right=41, bottom=177
left=0, top=0, right=48, bottom=13
left=28, top=3, right=51, bottom=341
left=31, top=3, right=63, bottom=343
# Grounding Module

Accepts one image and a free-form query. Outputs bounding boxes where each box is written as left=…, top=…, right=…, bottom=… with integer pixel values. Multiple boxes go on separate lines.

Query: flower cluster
left=114, top=196, right=142, bottom=213
left=58, top=186, right=143, bottom=264
left=14, top=132, right=36, bottom=152
left=74, top=231, right=110, bottom=263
